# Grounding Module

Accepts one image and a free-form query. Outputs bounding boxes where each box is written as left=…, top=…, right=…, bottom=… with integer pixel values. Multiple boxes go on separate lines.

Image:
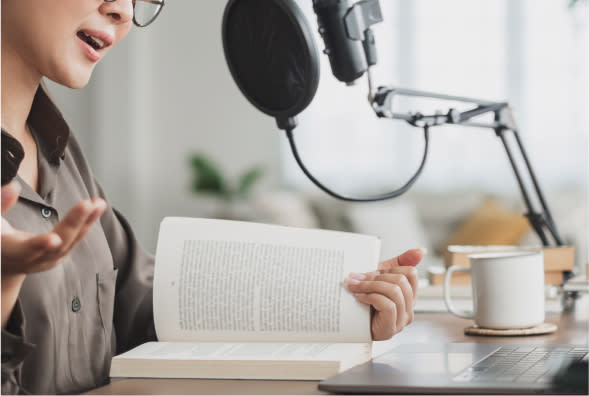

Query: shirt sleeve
left=1, top=301, right=35, bottom=395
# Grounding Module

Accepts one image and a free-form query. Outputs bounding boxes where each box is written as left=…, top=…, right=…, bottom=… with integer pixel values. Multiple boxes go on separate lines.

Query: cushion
left=440, top=197, right=531, bottom=252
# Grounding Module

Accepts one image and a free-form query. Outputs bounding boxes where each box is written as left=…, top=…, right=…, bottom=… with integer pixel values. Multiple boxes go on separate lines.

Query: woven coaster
left=464, top=322, right=558, bottom=337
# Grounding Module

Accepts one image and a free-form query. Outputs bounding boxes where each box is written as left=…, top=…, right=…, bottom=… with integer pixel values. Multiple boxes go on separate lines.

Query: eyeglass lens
left=133, top=0, right=164, bottom=27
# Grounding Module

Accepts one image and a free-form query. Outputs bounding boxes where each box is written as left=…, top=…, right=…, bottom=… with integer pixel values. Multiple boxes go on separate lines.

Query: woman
left=0, top=0, right=423, bottom=393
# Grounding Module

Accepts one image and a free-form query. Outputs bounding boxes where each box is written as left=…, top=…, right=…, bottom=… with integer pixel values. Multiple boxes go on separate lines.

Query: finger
left=347, top=279, right=408, bottom=330
left=378, top=248, right=426, bottom=271
left=3, top=231, right=62, bottom=258
left=67, top=198, right=107, bottom=249
left=2, top=232, right=63, bottom=274
left=375, top=273, right=415, bottom=321
left=51, top=200, right=95, bottom=254
left=1, top=181, right=21, bottom=215
left=374, top=266, right=419, bottom=300
left=354, top=293, right=398, bottom=339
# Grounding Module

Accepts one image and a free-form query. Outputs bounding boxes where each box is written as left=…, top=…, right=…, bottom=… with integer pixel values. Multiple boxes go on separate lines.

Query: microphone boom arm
left=371, top=84, right=565, bottom=251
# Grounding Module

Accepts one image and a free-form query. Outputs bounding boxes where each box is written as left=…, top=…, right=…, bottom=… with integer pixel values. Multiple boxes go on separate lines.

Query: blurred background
left=46, top=0, right=588, bottom=278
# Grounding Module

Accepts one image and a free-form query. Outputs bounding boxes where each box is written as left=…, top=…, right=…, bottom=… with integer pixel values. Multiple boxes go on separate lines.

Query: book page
left=153, top=217, right=379, bottom=343
left=110, top=341, right=372, bottom=380
left=113, top=341, right=370, bottom=362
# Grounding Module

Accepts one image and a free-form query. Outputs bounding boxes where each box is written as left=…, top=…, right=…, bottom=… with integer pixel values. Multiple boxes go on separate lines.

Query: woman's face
left=2, top=0, right=133, bottom=88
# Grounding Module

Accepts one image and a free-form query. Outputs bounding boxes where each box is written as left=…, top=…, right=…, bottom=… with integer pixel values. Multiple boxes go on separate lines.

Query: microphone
left=222, top=0, right=383, bottom=128
left=312, top=0, right=383, bottom=84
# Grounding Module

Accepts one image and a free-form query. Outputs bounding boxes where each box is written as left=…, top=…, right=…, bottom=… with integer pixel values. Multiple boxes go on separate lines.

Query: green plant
left=188, top=153, right=265, bottom=202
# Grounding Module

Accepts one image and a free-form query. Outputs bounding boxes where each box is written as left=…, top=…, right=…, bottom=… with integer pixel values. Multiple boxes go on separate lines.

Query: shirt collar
left=26, top=85, right=71, bottom=165
left=1, top=85, right=70, bottom=203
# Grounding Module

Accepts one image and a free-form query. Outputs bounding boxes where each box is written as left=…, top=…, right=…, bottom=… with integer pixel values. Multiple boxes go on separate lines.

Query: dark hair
left=1, top=133, right=24, bottom=186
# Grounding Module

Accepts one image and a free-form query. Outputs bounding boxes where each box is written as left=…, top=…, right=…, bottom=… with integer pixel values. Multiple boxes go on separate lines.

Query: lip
left=76, top=29, right=114, bottom=63
left=77, top=37, right=100, bottom=62
left=80, top=29, right=114, bottom=48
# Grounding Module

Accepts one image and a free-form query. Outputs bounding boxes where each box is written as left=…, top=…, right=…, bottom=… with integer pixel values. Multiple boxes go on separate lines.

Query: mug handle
left=443, top=265, right=473, bottom=319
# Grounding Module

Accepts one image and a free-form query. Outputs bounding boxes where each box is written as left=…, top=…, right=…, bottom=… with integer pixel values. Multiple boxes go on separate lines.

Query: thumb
left=378, top=248, right=427, bottom=271
left=2, top=181, right=21, bottom=215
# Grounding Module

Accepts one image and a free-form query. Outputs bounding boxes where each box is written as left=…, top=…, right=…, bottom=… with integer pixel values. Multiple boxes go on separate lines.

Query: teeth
left=78, top=31, right=105, bottom=50
left=90, top=36, right=105, bottom=49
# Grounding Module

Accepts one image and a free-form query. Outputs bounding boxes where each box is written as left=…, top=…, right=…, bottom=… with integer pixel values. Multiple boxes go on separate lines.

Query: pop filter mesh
left=223, top=0, right=318, bottom=118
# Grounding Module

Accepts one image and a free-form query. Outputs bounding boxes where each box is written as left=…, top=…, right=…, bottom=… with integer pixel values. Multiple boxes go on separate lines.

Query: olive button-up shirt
left=1, top=87, right=156, bottom=395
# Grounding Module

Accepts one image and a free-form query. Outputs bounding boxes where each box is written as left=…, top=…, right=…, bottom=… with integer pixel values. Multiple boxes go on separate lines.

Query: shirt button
left=72, top=296, right=81, bottom=313
left=41, top=207, right=52, bottom=219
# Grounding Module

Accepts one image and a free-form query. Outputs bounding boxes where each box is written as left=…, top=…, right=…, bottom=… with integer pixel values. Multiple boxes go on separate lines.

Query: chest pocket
left=65, top=267, right=119, bottom=390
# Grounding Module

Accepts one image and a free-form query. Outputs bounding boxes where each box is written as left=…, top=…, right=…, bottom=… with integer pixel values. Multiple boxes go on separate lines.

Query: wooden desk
left=87, top=307, right=588, bottom=395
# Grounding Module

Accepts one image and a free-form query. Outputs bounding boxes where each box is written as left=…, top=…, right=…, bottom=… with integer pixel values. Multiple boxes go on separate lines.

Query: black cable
left=285, top=125, right=430, bottom=202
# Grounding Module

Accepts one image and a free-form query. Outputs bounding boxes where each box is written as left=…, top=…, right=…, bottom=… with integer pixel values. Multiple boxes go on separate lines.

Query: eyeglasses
left=104, top=0, right=165, bottom=27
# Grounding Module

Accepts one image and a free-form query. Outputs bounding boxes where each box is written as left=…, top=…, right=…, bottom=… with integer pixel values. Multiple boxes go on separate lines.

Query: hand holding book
left=110, top=218, right=425, bottom=380
left=345, top=248, right=424, bottom=341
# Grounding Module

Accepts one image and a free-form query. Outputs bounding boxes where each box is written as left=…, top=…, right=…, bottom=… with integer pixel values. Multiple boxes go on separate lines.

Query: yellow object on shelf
left=442, top=245, right=574, bottom=286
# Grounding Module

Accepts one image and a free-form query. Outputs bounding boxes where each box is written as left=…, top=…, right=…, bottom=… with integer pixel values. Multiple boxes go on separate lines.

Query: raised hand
left=2, top=182, right=108, bottom=276
left=1, top=180, right=107, bottom=327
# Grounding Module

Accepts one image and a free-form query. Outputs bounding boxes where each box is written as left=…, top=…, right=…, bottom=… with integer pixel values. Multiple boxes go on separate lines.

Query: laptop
left=318, top=343, right=588, bottom=394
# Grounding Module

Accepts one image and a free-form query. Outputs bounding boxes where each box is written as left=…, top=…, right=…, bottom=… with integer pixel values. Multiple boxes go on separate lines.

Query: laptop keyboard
left=454, top=346, right=589, bottom=383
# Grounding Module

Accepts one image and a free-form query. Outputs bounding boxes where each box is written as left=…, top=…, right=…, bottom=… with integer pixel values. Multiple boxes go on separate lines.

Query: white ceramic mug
left=443, top=251, right=545, bottom=329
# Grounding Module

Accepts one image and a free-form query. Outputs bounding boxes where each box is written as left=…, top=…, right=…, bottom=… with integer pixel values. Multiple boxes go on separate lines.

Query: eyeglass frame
left=103, top=0, right=165, bottom=27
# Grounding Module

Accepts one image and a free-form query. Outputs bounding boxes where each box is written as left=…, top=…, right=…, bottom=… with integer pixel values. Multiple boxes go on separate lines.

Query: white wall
left=47, top=1, right=282, bottom=252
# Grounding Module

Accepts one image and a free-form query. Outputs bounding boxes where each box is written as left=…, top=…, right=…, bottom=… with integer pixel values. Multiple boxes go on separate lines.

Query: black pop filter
left=222, top=0, right=319, bottom=130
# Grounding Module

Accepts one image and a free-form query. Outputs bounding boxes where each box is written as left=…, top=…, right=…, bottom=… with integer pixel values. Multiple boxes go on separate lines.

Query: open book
left=110, top=217, right=380, bottom=380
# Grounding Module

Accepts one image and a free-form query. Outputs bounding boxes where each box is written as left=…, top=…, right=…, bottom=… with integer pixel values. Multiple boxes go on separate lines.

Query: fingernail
left=10, top=180, right=21, bottom=194
left=81, top=200, right=94, bottom=214
left=93, top=198, right=107, bottom=211
left=349, top=272, right=366, bottom=281
left=48, top=234, right=62, bottom=247
left=354, top=293, right=367, bottom=297
left=367, top=270, right=380, bottom=276
left=347, top=278, right=361, bottom=285
left=419, top=247, right=428, bottom=255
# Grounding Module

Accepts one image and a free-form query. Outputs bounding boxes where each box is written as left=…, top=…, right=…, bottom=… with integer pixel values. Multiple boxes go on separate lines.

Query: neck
left=1, top=40, right=42, bottom=140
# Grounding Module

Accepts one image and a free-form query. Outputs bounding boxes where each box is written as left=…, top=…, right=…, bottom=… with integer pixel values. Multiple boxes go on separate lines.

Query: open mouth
left=77, top=31, right=106, bottom=51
